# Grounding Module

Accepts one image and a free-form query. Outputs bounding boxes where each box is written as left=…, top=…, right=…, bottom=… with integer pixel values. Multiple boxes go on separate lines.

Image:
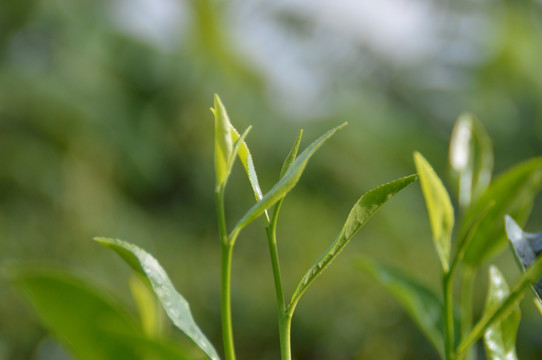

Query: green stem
left=221, top=243, right=236, bottom=360
left=266, top=200, right=291, bottom=360
left=443, top=271, right=455, bottom=360
left=216, top=189, right=236, bottom=360
left=459, top=267, right=475, bottom=360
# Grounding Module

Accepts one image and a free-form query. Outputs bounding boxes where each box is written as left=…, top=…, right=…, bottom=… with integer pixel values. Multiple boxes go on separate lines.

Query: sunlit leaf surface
left=483, top=266, right=520, bottom=360
left=95, top=237, right=219, bottom=360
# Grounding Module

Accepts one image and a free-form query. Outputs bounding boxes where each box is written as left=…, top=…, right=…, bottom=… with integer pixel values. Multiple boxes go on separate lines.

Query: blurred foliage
left=2, top=0, right=542, bottom=359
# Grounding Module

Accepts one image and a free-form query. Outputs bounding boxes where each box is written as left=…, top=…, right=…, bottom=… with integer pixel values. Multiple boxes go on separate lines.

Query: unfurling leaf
left=414, top=152, right=454, bottom=272
left=212, top=94, right=233, bottom=187
left=231, top=123, right=347, bottom=237
left=449, top=113, right=493, bottom=208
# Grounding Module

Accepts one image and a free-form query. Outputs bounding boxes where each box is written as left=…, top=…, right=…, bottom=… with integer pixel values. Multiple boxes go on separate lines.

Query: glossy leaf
left=230, top=125, right=265, bottom=204
left=534, top=298, right=542, bottom=317
left=414, top=152, right=454, bottom=272
left=458, top=255, right=542, bottom=357
left=224, top=126, right=251, bottom=188
left=358, top=258, right=444, bottom=358
left=95, top=237, right=220, bottom=360
left=449, top=113, right=493, bottom=208
left=483, top=266, right=520, bottom=360
left=289, top=174, right=417, bottom=311
left=232, top=123, right=347, bottom=236
left=461, top=158, right=542, bottom=264
left=211, top=94, right=233, bottom=187
left=9, top=268, right=191, bottom=360
left=505, top=215, right=542, bottom=299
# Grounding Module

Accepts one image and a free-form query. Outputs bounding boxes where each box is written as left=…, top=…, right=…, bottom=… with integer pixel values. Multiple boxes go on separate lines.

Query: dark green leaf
left=414, top=152, right=454, bottom=272
left=232, top=123, right=347, bottom=236
left=449, top=113, right=493, bottom=208
left=461, top=158, right=542, bottom=264
left=279, top=130, right=303, bottom=178
left=95, top=237, right=220, bottom=360
left=289, top=174, right=417, bottom=311
left=358, top=258, right=444, bottom=358
left=483, top=266, right=520, bottom=360
left=9, top=267, right=192, bottom=360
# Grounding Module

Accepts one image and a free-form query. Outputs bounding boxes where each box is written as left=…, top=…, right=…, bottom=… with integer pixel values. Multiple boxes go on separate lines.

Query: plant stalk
left=216, top=189, right=236, bottom=360
left=266, top=201, right=291, bottom=360
left=459, top=266, right=475, bottom=360
left=443, top=270, right=455, bottom=360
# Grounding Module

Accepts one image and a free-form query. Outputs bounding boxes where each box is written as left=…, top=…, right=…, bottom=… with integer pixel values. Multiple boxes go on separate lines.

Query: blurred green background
left=2, top=0, right=542, bottom=359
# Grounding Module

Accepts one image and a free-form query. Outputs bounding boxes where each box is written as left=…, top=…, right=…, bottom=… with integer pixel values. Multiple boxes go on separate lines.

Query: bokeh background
left=2, top=0, right=542, bottom=359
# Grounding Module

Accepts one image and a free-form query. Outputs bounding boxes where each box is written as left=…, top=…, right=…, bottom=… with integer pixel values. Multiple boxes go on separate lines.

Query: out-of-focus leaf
left=414, top=152, right=454, bottom=272
left=483, top=266, right=520, bottom=360
left=95, top=237, right=220, bottom=360
left=358, top=258, right=444, bottom=358
left=231, top=123, right=347, bottom=236
left=9, top=268, right=191, bottom=360
left=458, top=256, right=542, bottom=357
left=129, top=275, right=163, bottom=338
left=449, top=113, right=493, bottom=208
left=289, top=174, right=417, bottom=311
left=534, top=298, right=542, bottom=317
left=505, top=215, right=542, bottom=299
left=462, top=158, right=542, bottom=265
left=211, top=94, right=233, bottom=187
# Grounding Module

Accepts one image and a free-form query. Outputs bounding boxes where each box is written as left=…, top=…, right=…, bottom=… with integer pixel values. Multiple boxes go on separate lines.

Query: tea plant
left=360, top=113, right=542, bottom=360
left=9, top=95, right=416, bottom=360
left=8, top=102, right=542, bottom=360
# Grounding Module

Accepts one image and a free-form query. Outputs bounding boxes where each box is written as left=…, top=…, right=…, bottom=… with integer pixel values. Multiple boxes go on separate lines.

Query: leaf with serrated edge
left=461, top=158, right=542, bottom=265
left=289, top=174, right=417, bottom=311
left=95, top=237, right=220, bottom=360
left=359, top=258, right=444, bottom=358
left=483, top=266, right=520, bottom=360
left=231, top=123, right=347, bottom=237
left=414, top=152, right=454, bottom=272
left=449, top=113, right=493, bottom=208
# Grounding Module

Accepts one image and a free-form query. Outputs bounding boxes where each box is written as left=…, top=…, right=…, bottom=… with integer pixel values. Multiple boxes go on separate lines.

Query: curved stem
left=216, top=189, right=236, bottom=360
left=266, top=200, right=291, bottom=360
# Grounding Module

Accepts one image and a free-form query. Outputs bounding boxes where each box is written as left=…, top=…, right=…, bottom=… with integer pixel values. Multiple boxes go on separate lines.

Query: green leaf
left=224, top=126, right=252, bottom=188
left=280, top=130, right=303, bottom=178
left=483, top=266, right=520, bottom=360
left=505, top=215, right=542, bottom=299
left=231, top=123, right=347, bottom=236
left=230, top=125, right=264, bottom=204
left=129, top=275, right=163, bottom=338
left=414, top=152, right=454, bottom=272
left=95, top=237, right=220, bottom=360
left=211, top=94, right=233, bottom=187
left=449, top=113, right=493, bottom=208
left=9, top=267, right=191, bottom=360
left=461, top=157, right=542, bottom=264
left=458, top=255, right=542, bottom=357
left=289, top=174, right=417, bottom=311
left=358, top=258, right=444, bottom=358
